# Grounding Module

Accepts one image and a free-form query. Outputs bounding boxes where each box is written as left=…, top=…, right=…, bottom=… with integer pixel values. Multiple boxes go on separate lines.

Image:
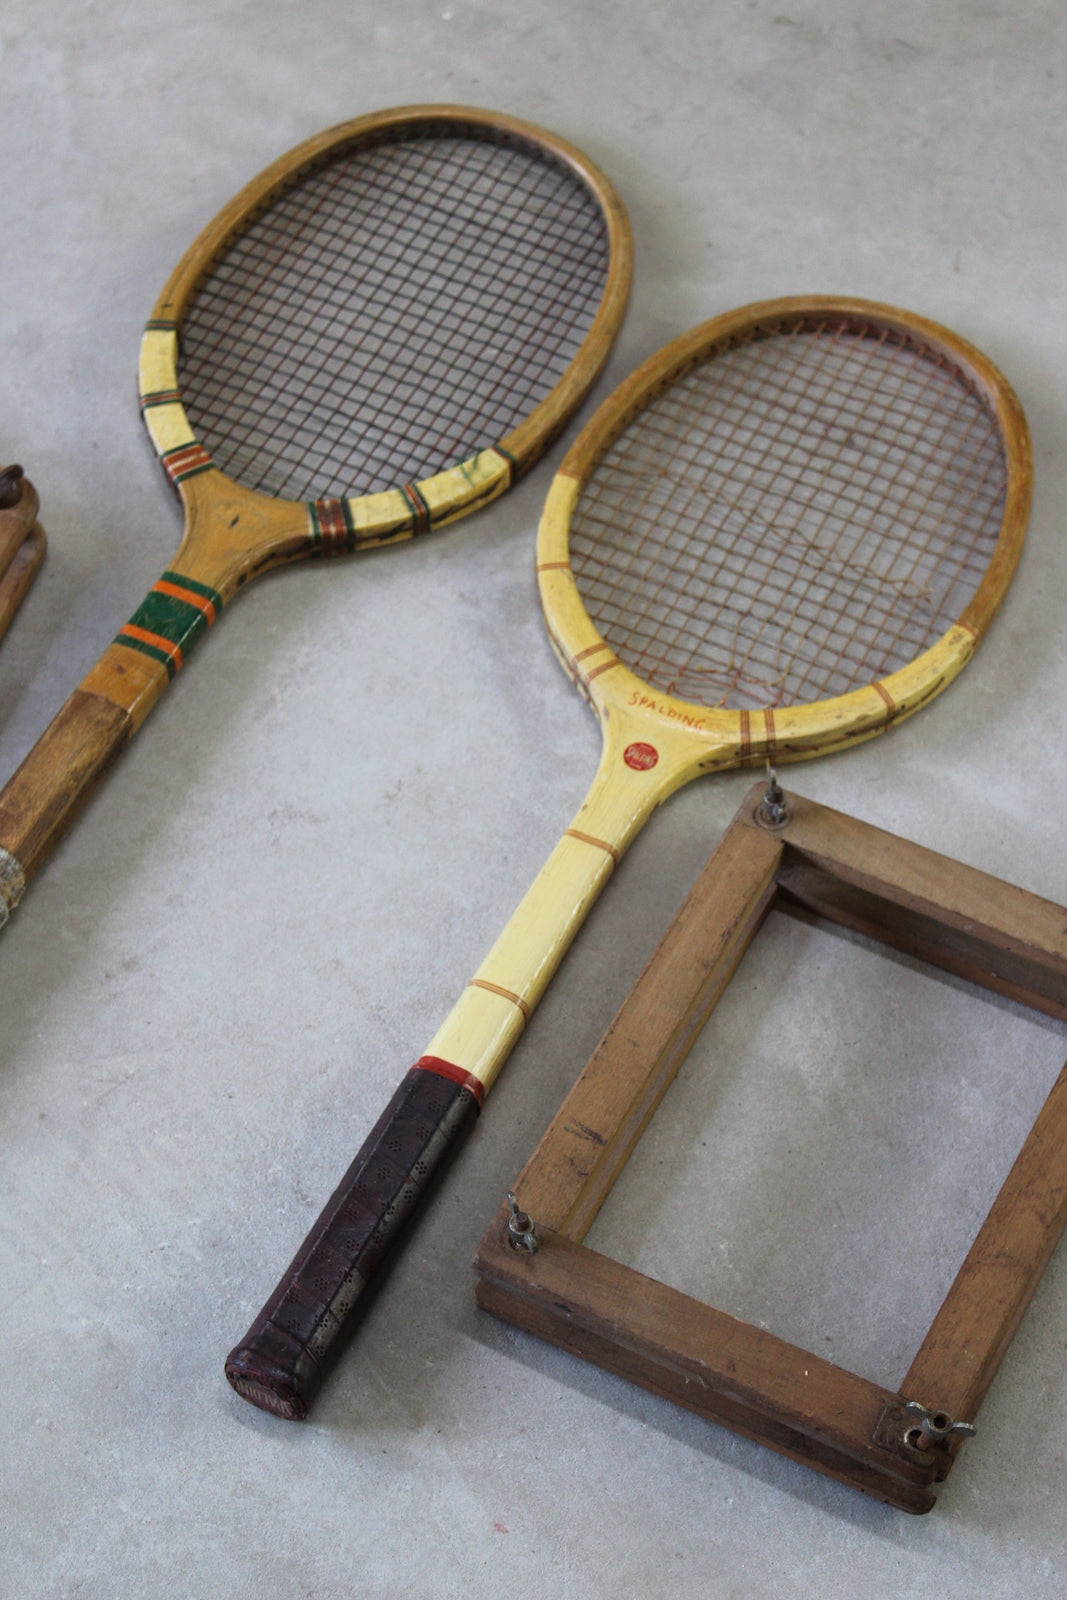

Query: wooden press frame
left=473, top=783, right=1067, bottom=1513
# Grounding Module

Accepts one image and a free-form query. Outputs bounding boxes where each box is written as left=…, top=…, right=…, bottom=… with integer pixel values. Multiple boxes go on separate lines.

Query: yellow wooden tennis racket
left=0, top=105, right=631, bottom=926
left=227, top=296, right=1031, bottom=1418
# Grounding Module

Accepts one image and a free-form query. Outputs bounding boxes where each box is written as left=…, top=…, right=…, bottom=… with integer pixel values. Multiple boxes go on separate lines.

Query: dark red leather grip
left=225, top=1063, right=480, bottom=1419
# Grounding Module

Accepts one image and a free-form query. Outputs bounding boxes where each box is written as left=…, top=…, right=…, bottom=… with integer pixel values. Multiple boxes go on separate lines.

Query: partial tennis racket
left=0, top=105, right=631, bottom=926
left=226, top=296, right=1031, bottom=1418
left=0, top=466, right=32, bottom=567
left=0, top=468, right=47, bottom=643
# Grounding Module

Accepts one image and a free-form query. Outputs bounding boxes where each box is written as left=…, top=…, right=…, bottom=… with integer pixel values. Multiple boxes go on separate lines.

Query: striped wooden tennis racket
left=0, top=105, right=631, bottom=926
left=226, top=296, right=1031, bottom=1419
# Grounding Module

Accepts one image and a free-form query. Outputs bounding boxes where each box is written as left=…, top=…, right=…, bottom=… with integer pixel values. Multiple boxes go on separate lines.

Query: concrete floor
left=2, top=2, right=1066, bottom=1594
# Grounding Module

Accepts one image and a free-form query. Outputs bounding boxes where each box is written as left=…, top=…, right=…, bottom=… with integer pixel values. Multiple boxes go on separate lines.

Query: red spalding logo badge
left=624, top=742, right=659, bottom=771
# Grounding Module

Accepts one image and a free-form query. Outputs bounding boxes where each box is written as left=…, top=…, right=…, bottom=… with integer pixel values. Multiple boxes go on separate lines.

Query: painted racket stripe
left=872, top=681, right=897, bottom=716
left=413, top=1055, right=486, bottom=1107
left=140, top=389, right=183, bottom=410
left=152, top=575, right=219, bottom=622
left=160, top=442, right=214, bottom=486
left=467, top=977, right=531, bottom=1022
left=400, top=481, right=433, bottom=535
left=564, top=827, right=620, bottom=864
left=114, top=570, right=223, bottom=679
left=308, top=498, right=357, bottom=551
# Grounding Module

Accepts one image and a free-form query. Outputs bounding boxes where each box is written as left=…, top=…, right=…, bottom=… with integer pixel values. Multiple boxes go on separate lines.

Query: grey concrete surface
left=2, top=2, right=1066, bottom=1595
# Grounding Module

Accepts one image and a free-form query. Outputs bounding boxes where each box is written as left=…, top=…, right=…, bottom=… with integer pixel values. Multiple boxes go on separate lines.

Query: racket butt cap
left=224, top=1339, right=317, bottom=1421
left=225, top=1313, right=322, bottom=1419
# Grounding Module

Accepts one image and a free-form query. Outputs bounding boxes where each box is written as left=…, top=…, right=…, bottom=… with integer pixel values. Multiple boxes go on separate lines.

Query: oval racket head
left=539, top=296, right=1031, bottom=772
left=139, top=104, right=632, bottom=585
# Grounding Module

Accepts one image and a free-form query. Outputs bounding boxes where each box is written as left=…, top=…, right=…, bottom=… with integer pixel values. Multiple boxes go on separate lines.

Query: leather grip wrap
left=225, top=1063, right=480, bottom=1419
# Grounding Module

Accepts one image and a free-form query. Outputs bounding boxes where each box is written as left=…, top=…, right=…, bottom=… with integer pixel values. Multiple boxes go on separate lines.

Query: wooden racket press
left=473, top=783, right=1067, bottom=1512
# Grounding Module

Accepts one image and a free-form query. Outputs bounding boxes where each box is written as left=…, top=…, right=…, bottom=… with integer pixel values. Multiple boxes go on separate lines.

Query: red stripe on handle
left=414, top=1055, right=485, bottom=1106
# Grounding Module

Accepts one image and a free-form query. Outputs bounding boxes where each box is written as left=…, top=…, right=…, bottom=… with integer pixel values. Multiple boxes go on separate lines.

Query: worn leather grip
left=225, top=1063, right=481, bottom=1419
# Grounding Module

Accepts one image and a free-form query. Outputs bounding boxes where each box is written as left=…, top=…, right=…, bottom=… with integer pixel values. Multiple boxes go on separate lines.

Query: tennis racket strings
left=568, top=315, right=1009, bottom=711
left=179, top=128, right=613, bottom=502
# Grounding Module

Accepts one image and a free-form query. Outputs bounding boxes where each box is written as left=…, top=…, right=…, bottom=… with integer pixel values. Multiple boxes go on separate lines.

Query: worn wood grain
left=474, top=784, right=1067, bottom=1510
left=0, top=690, right=132, bottom=881
left=746, top=791, right=1067, bottom=1019
left=0, top=523, right=46, bottom=644
left=512, top=813, right=783, bottom=1239
left=904, top=1060, right=1067, bottom=1423
left=474, top=1218, right=938, bottom=1513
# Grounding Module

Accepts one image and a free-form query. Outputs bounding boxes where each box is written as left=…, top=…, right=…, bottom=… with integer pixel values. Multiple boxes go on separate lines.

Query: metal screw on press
left=902, top=1400, right=977, bottom=1451
left=506, top=1192, right=539, bottom=1254
left=756, top=764, right=789, bottom=828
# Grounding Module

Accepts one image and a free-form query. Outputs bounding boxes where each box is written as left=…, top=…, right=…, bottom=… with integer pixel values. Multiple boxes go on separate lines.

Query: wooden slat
left=903, top=1060, right=1067, bottom=1422
left=475, top=1218, right=938, bottom=1513
left=739, top=792, right=1067, bottom=1016
left=776, top=861, right=1067, bottom=1020
left=513, top=814, right=783, bottom=1239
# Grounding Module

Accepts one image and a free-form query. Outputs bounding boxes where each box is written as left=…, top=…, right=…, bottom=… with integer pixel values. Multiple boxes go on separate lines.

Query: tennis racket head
left=538, top=296, right=1031, bottom=777
left=138, top=104, right=631, bottom=591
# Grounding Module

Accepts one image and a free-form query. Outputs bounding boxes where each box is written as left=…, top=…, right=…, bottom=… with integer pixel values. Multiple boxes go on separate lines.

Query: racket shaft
left=0, top=687, right=131, bottom=911
left=0, top=556, right=222, bottom=920
left=223, top=830, right=618, bottom=1417
left=226, top=721, right=705, bottom=1416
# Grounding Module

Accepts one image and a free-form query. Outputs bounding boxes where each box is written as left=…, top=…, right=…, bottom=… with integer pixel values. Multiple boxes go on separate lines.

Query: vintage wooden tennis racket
left=226, top=296, right=1031, bottom=1418
left=0, top=105, right=631, bottom=926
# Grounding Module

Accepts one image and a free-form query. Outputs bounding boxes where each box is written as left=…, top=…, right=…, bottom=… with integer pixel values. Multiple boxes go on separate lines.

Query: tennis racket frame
left=0, top=104, right=632, bottom=921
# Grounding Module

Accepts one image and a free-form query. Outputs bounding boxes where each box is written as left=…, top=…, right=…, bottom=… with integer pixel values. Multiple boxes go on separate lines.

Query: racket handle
left=0, top=688, right=131, bottom=923
left=0, top=556, right=224, bottom=924
left=225, top=1060, right=481, bottom=1419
